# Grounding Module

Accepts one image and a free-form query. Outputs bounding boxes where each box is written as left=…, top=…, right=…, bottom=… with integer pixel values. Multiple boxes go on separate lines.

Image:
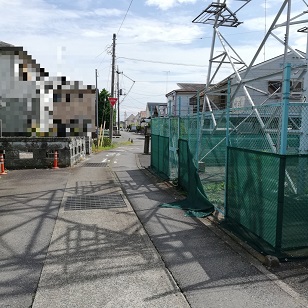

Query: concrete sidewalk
left=112, top=135, right=308, bottom=308
left=32, top=141, right=189, bottom=308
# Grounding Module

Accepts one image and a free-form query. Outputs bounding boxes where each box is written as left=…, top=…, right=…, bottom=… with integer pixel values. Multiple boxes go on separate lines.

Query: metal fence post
left=280, top=63, right=291, bottom=155
left=196, top=91, right=200, bottom=165
left=275, top=63, right=291, bottom=252
left=225, top=79, right=231, bottom=217
left=178, top=96, right=181, bottom=132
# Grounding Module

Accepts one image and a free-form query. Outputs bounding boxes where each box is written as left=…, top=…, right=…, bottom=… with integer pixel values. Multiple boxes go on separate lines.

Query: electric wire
left=117, top=0, right=134, bottom=35
left=117, top=56, right=207, bottom=67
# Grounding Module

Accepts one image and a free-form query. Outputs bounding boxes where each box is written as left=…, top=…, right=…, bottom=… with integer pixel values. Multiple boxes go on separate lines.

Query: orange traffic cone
left=0, top=153, right=7, bottom=175
left=53, top=150, right=59, bottom=169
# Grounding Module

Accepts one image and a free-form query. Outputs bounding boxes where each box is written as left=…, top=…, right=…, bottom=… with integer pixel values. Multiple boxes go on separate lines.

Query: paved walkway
left=0, top=131, right=307, bottom=307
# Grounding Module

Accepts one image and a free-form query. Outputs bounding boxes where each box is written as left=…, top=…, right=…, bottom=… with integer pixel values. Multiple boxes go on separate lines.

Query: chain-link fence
left=151, top=101, right=308, bottom=257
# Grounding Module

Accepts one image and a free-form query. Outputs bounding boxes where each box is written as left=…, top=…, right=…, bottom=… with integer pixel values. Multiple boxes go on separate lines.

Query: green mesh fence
left=169, top=117, right=179, bottom=179
left=197, top=112, right=227, bottom=213
left=226, top=147, right=308, bottom=258
left=151, top=134, right=159, bottom=173
left=151, top=118, right=160, bottom=135
left=226, top=148, right=280, bottom=249
left=160, top=139, right=214, bottom=217
left=282, top=155, right=308, bottom=252
left=150, top=102, right=308, bottom=257
left=151, top=134, right=169, bottom=179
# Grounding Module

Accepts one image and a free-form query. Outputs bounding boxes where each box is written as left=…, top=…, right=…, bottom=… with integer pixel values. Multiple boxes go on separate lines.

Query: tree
left=98, top=89, right=116, bottom=129
left=98, top=88, right=110, bottom=129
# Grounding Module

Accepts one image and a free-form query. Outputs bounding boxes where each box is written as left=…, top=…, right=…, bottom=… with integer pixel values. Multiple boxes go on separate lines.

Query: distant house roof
left=177, top=83, right=206, bottom=92
left=0, top=41, right=15, bottom=48
left=166, top=83, right=206, bottom=97
left=147, top=102, right=167, bottom=107
left=126, top=114, right=137, bottom=121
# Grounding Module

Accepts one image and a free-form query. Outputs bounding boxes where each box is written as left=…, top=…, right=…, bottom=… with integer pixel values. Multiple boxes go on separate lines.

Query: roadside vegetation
left=92, top=138, right=132, bottom=153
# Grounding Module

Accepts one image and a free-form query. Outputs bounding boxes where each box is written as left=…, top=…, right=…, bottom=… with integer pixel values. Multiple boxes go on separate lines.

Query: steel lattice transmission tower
left=193, top=0, right=308, bottom=153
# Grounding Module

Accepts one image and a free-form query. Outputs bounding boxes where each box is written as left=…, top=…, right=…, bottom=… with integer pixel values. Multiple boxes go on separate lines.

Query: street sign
left=108, top=97, right=118, bottom=107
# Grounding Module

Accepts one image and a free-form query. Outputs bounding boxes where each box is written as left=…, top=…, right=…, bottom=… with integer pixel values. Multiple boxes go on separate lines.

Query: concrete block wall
left=0, top=137, right=89, bottom=169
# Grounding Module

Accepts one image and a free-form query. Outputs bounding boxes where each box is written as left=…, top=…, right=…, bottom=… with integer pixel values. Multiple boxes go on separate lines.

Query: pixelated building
left=0, top=41, right=95, bottom=137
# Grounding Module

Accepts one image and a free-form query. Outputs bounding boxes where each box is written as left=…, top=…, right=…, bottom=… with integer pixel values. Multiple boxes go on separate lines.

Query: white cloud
left=117, top=16, right=203, bottom=44
left=94, top=8, right=124, bottom=17
left=145, top=0, right=197, bottom=11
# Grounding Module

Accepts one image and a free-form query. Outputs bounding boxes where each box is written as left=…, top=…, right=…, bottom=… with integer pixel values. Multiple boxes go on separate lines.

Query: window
left=290, top=80, right=303, bottom=92
left=66, top=93, right=70, bottom=102
left=268, top=80, right=303, bottom=94
left=53, top=93, right=61, bottom=102
left=268, top=81, right=282, bottom=94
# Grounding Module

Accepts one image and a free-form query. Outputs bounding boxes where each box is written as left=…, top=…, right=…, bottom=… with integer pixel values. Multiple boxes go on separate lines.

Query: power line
left=117, top=0, right=134, bottom=36
left=116, top=31, right=264, bottom=45
left=117, top=56, right=207, bottom=67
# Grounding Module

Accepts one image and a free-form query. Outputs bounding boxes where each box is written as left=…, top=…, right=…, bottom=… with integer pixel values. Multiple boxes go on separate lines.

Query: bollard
left=144, top=135, right=150, bottom=154
left=53, top=150, right=59, bottom=169
left=0, top=153, right=7, bottom=175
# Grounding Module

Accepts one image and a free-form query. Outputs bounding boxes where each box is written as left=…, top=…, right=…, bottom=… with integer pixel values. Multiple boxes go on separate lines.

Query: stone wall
left=0, top=137, right=90, bottom=169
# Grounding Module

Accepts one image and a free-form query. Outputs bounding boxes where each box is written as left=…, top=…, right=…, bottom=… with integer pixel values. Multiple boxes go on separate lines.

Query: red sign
left=108, top=97, right=118, bottom=107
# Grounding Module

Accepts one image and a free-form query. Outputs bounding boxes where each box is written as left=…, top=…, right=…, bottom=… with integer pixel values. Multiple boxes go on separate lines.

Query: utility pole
left=95, top=68, right=98, bottom=146
left=109, top=33, right=116, bottom=140
left=116, top=67, right=120, bottom=134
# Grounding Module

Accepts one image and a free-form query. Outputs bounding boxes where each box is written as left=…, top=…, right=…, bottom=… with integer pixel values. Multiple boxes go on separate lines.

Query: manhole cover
left=64, top=194, right=126, bottom=211
left=84, top=162, right=108, bottom=167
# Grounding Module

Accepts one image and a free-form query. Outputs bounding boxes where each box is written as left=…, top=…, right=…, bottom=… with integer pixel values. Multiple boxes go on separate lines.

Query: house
left=125, top=114, right=139, bottom=127
left=190, top=51, right=307, bottom=113
left=0, top=41, right=95, bottom=137
left=189, top=79, right=228, bottom=112
left=203, top=51, right=306, bottom=110
left=139, top=110, right=147, bottom=121
left=229, top=50, right=306, bottom=107
left=146, top=102, right=168, bottom=118
left=166, top=83, right=205, bottom=115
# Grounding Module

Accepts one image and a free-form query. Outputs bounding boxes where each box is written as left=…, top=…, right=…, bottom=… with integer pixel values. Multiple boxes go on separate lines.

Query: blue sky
left=1, top=0, right=308, bottom=119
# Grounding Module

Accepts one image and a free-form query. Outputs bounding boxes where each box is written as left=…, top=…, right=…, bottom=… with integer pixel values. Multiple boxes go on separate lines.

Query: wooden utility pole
left=109, top=33, right=116, bottom=140
left=116, top=66, right=120, bottom=133
left=95, top=68, right=98, bottom=146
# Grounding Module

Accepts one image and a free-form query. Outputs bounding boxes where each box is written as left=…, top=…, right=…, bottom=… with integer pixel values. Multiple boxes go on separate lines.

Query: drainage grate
left=64, top=194, right=126, bottom=211
left=83, top=162, right=108, bottom=167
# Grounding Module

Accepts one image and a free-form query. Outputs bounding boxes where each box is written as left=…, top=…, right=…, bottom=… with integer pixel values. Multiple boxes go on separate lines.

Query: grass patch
left=92, top=139, right=132, bottom=153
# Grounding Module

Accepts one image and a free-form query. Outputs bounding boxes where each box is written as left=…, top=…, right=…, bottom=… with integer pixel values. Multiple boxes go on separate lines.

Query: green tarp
left=160, top=139, right=214, bottom=217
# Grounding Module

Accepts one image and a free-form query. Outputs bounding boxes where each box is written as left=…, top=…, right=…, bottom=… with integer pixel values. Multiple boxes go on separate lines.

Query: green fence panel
left=178, top=139, right=189, bottom=190
left=160, top=139, right=214, bottom=217
left=151, top=118, right=160, bottom=135
left=151, top=134, right=169, bottom=179
left=150, top=106, right=308, bottom=257
left=151, top=134, right=159, bottom=173
left=159, top=136, right=169, bottom=178
left=169, top=117, right=179, bottom=179
left=282, top=155, right=308, bottom=250
left=227, top=147, right=280, bottom=248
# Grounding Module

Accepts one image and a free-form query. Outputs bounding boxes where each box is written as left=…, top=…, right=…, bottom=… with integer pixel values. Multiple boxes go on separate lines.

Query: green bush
left=102, top=137, right=111, bottom=147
